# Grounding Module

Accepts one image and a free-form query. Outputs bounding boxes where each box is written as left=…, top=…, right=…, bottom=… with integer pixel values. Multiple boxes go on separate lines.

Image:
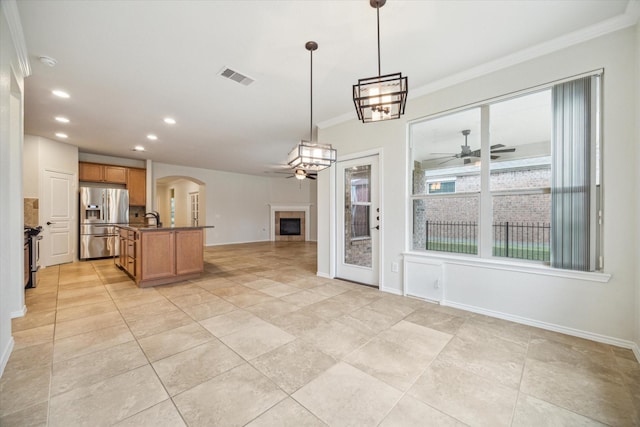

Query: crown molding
left=1, top=0, right=31, bottom=77
left=318, top=3, right=639, bottom=130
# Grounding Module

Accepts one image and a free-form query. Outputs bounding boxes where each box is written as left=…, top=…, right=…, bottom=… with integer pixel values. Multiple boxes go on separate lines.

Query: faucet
left=144, top=211, right=161, bottom=227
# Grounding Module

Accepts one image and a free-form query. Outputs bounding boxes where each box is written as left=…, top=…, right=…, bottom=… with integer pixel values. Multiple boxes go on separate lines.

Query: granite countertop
left=119, top=224, right=214, bottom=232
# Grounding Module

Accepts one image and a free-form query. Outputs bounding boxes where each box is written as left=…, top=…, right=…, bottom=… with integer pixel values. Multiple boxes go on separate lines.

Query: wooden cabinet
left=127, top=168, right=146, bottom=206
left=117, top=226, right=204, bottom=287
left=175, top=230, right=204, bottom=275
left=117, top=228, right=138, bottom=278
left=79, top=162, right=126, bottom=184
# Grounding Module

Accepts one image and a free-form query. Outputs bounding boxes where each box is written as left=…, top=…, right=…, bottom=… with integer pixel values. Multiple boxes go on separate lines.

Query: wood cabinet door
left=104, top=166, right=127, bottom=183
left=127, top=168, right=146, bottom=206
left=140, top=231, right=175, bottom=280
left=175, top=230, right=204, bottom=275
left=79, top=162, right=103, bottom=182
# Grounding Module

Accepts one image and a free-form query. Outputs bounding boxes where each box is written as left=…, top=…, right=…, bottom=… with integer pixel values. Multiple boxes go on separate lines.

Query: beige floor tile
left=0, top=365, right=51, bottom=418
left=180, top=297, right=237, bottom=321
left=57, top=285, right=109, bottom=301
left=379, top=395, right=465, bottom=427
left=112, top=291, right=167, bottom=310
left=107, top=286, right=158, bottom=300
left=55, top=300, right=118, bottom=322
left=242, top=278, right=282, bottom=290
left=299, top=298, right=353, bottom=321
left=11, top=309, right=56, bottom=332
left=367, top=295, right=420, bottom=317
left=246, top=397, right=327, bottom=427
left=51, top=341, right=148, bottom=396
left=293, top=362, right=402, bottom=427
left=118, top=299, right=182, bottom=322
left=220, top=290, right=275, bottom=308
left=251, top=339, right=337, bottom=394
left=280, top=289, right=330, bottom=307
left=520, top=358, right=638, bottom=426
left=245, top=299, right=301, bottom=321
left=378, top=321, right=453, bottom=358
left=54, top=310, right=125, bottom=340
left=167, top=289, right=220, bottom=309
left=138, top=323, right=213, bottom=362
left=300, top=319, right=370, bottom=359
left=155, top=282, right=207, bottom=298
left=437, top=333, right=526, bottom=388
left=4, top=342, right=53, bottom=373
left=260, top=283, right=301, bottom=297
left=309, top=283, right=350, bottom=298
left=268, top=310, right=332, bottom=336
left=219, top=321, right=296, bottom=360
left=13, top=324, right=54, bottom=350
left=512, top=393, right=607, bottom=426
left=336, top=306, right=403, bottom=337
left=461, top=316, right=531, bottom=347
left=199, top=309, right=262, bottom=337
left=49, top=365, right=168, bottom=427
left=114, top=399, right=186, bottom=427
left=404, top=307, right=466, bottom=335
left=194, top=277, right=236, bottom=291
left=53, top=323, right=134, bottom=363
left=210, top=284, right=255, bottom=297
left=408, top=359, right=518, bottom=427
left=0, top=401, right=49, bottom=427
left=152, top=339, right=244, bottom=395
left=127, top=309, right=195, bottom=339
left=173, top=363, right=287, bottom=427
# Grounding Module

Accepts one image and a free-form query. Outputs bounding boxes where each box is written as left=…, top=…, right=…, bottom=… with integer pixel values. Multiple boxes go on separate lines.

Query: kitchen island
left=116, top=224, right=213, bottom=287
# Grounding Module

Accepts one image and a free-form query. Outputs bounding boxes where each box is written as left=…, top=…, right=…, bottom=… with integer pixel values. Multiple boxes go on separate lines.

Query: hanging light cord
left=309, top=46, right=313, bottom=142
left=376, top=3, right=381, bottom=77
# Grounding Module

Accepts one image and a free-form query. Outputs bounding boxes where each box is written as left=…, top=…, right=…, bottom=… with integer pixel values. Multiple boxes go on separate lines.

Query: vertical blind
left=551, top=76, right=597, bottom=271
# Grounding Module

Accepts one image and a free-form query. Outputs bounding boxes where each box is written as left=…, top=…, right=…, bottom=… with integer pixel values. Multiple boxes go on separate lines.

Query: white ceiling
left=17, top=0, right=634, bottom=176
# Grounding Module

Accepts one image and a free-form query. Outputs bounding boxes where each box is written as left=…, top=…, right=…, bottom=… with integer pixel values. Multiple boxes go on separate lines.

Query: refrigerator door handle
left=101, top=192, right=105, bottom=221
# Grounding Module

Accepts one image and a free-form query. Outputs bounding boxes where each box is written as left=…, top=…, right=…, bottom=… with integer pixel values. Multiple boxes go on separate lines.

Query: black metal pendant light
left=353, top=0, right=408, bottom=123
left=288, top=41, right=337, bottom=172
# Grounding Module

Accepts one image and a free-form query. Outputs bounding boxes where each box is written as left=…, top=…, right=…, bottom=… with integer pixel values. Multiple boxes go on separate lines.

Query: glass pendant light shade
left=288, top=140, right=337, bottom=172
left=353, top=72, right=408, bottom=122
left=287, top=41, right=337, bottom=173
left=352, top=0, right=408, bottom=123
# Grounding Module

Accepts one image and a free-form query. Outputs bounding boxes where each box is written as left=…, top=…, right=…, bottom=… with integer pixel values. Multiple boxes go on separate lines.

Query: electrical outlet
left=391, top=262, right=399, bottom=273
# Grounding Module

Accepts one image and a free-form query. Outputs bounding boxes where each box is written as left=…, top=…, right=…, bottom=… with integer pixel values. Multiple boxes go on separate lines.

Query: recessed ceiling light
left=147, top=134, right=158, bottom=141
left=55, top=116, right=70, bottom=123
left=163, top=117, right=176, bottom=125
left=52, top=90, right=70, bottom=98
left=55, top=132, right=68, bottom=138
left=132, top=146, right=145, bottom=152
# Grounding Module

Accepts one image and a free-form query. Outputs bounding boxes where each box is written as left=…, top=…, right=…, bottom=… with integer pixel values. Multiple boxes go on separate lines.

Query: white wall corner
left=1, top=0, right=31, bottom=77
left=0, top=337, right=15, bottom=378
left=10, top=305, right=26, bottom=319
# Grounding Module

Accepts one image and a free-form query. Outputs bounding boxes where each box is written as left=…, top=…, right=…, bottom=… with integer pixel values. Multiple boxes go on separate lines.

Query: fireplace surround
left=269, top=204, right=310, bottom=241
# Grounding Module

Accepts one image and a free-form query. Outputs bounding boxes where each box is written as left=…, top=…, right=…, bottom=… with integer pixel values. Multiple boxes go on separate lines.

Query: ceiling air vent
left=218, top=67, right=255, bottom=86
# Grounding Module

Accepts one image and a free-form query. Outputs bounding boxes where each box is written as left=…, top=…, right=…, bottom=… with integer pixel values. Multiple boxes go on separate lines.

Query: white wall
left=153, top=163, right=317, bottom=245
left=0, top=0, right=28, bottom=377
left=635, top=22, right=640, bottom=352
left=319, top=26, right=639, bottom=348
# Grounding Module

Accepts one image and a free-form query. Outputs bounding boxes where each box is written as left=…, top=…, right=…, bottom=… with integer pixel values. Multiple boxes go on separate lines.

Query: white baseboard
left=380, top=286, right=403, bottom=296
left=0, top=337, right=15, bottom=378
left=205, top=239, right=270, bottom=247
left=10, top=305, right=26, bottom=319
left=316, top=272, right=332, bottom=279
left=445, top=300, right=640, bottom=358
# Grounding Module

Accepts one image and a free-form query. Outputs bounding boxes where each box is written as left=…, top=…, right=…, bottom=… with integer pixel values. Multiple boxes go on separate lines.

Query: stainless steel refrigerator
left=79, top=187, right=129, bottom=259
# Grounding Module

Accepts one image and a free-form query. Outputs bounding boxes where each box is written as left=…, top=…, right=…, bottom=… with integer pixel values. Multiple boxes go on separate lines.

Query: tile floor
left=1, top=241, right=638, bottom=426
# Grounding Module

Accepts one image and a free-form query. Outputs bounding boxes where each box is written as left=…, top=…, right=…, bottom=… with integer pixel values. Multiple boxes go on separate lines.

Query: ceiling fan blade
left=491, top=148, right=516, bottom=153
left=491, top=155, right=500, bottom=160
left=464, top=158, right=471, bottom=165
left=429, top=152, right=457, bottom=155
left=490, top=144, right=505, bottom=149
left=307, top=175, right=316, bottom=180
left=427, top=155, right=457, bottom=161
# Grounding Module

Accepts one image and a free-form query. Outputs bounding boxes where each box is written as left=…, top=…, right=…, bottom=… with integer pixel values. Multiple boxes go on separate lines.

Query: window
left=410, top=73, right=601, bottom=272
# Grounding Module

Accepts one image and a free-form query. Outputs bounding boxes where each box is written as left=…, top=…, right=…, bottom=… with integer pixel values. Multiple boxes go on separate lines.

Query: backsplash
left=24, top=198, right=39, bottom=227
left=129, top=205, right=146, bottom=224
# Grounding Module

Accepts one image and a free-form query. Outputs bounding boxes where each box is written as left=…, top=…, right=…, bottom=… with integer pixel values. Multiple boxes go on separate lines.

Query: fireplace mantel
left=269, top=204, right=311, bottom=241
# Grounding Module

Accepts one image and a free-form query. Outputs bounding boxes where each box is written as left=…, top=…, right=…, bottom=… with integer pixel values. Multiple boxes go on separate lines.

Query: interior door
left=42, top=170, right=75, bottom=266
left=189, top=192, right=199, bottom=226
left=336, top=155, right=379, bottom=286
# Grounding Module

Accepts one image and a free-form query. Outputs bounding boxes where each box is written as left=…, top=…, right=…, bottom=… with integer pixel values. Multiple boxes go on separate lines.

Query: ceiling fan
left=431, top=129, right=516, bottom=165
left=273, top=168, right=317, bottom=180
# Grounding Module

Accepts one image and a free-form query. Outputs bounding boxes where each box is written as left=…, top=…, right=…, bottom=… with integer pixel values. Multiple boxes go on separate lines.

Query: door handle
left=371, top=225, right=379, bottom=230
left=46, top=221, right=53, bottom=225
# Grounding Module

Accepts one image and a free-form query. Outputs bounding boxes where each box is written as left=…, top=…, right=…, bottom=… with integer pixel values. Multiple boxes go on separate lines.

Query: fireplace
left=280, top=218, right=301, bottom=236
left=270, top=204, right=309, bottom=242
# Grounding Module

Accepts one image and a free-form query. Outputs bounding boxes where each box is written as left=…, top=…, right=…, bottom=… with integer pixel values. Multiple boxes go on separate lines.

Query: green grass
left=427, top=240, right=550, bottom=261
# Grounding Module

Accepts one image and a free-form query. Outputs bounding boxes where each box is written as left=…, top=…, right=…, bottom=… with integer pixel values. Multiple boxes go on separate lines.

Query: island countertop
left=118, top=224, right=214, bottom=232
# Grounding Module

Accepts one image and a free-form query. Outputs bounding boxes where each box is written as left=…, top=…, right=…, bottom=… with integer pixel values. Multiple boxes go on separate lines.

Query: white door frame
left=330, top=148, right=384, bottom=286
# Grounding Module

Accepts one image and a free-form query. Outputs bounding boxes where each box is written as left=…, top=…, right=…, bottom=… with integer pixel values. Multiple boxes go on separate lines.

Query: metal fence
left=425, top=220, right=550, bottom=261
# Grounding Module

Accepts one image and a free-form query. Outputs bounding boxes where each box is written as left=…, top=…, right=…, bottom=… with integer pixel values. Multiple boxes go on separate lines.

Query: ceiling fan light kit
left=353, top=0, right=408, bottom=123
left=287, top=41, right=337, bottom=176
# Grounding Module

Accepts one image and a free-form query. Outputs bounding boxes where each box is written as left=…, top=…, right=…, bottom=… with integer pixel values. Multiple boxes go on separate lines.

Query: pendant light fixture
left=287, top=41, right=337, bottom=173
left=353, top=0, right=408, bottom=123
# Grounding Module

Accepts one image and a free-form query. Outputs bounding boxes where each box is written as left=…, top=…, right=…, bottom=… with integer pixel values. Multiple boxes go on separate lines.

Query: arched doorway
left=155, top=176, right=206, bottom=227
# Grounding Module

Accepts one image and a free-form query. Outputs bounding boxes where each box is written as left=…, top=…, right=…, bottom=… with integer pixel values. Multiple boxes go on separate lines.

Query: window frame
left=408, top=70, right=603, bottom=272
